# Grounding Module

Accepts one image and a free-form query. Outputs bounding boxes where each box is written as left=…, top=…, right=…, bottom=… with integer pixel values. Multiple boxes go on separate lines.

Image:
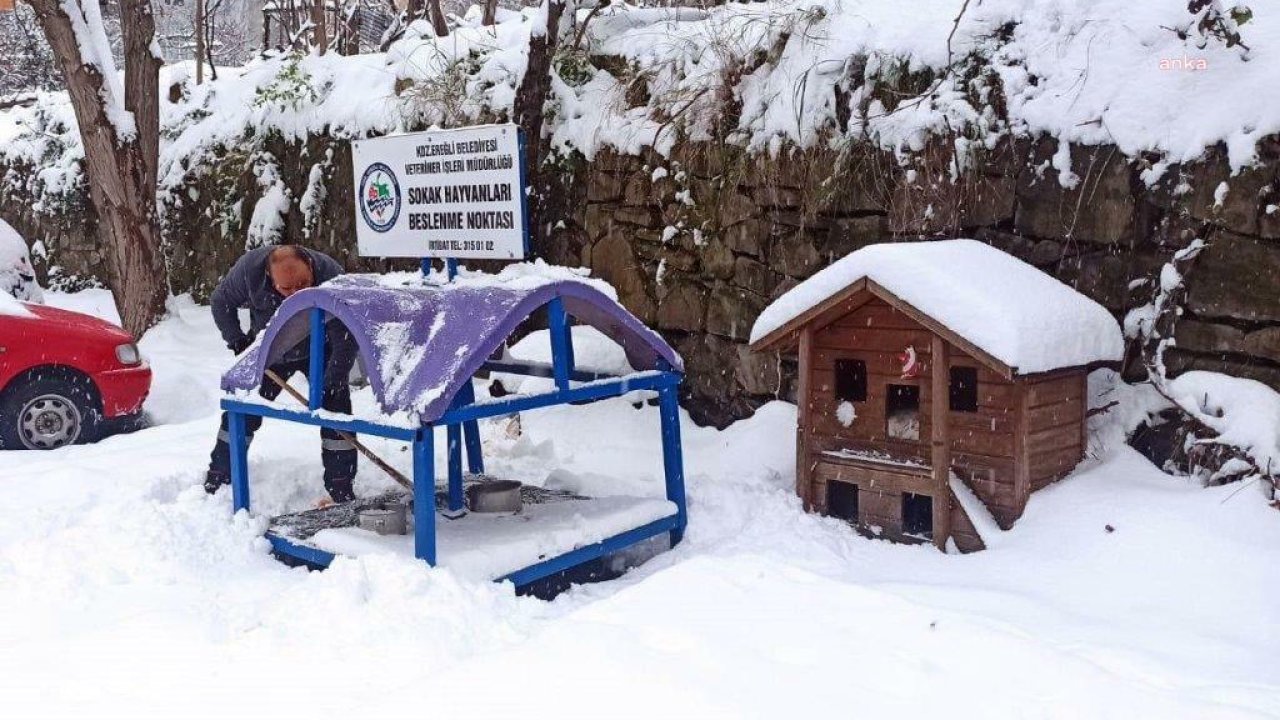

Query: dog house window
left=827, top=481, right=859, bottom=524
left=885, top=384, right=920, bottom=441
left=949, top=366, right=979, bottom=412
left=834, top=359, right=867, bottom=402
left=902, top=492, right=933, bottom=539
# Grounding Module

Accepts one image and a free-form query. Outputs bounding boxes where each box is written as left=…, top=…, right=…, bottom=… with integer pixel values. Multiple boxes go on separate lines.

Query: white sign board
left=352, top=124, right=527, bottom=259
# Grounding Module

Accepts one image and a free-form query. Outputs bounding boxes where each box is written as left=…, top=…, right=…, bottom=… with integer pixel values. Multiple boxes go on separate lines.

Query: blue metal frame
left=456, top=381, right=484, bottom=475
left=228, top=411, right=249, bottom=513
left=498, top=514, right=680, bottom=587
left=419, top=258, right=461, bottom=280
left=439, top=371, right=677, bottom=425
left=268, top=532, right=337, bottom=568
left=546, top=297, right=575, bottom=391
left=220, top=371, right=679, bottom=443
left=446, top=421, right=464, bottom=513
left=659, top=384, right=687, bottom=545
left=482, top=360, right=613, bottom=383
left=307, top=308, right=325, bottom=410
left=265, top=513, right=680, bottom=588
left=413, top=427, right=436, bottom=563
left=220, top=398, right=418, bottom=440
left=220, top=286, right=687, bottom=591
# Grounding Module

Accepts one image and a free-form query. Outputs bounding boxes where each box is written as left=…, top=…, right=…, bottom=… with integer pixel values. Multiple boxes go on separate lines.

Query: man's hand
left=229, top=333, right=256, bottom=355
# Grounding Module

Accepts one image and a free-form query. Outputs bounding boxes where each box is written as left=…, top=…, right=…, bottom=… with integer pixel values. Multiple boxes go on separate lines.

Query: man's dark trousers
left=210, top=322, right=359, bottom=501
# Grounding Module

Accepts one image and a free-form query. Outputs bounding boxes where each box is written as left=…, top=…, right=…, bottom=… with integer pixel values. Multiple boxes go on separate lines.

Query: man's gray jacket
left=210, top=245, right=344, bottom=350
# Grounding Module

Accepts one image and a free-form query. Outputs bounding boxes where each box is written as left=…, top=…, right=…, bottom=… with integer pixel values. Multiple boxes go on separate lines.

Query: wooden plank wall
left=1022, top=371, right=1088, bottom=493
left=807, top=298, right=1021, bottom=523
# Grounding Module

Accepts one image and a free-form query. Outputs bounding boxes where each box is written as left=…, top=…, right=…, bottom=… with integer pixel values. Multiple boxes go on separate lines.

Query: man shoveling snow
left=203, top=244, right=360, bottom=503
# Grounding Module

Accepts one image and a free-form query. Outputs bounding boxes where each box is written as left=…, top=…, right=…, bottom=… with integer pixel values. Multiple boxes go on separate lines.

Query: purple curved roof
left=221, top=267, right=682, bottom=423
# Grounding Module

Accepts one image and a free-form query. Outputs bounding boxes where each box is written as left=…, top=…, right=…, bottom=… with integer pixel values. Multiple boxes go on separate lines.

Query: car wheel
left=0, top=377, right=99, bottom=450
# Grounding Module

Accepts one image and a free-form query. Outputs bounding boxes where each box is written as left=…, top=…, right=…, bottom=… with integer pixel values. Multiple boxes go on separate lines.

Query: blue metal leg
left=658, top=384, right=687, bottom=546
left=228, top=411, right=250, bottom=512
left=457, top=381, right=484, bottom=475
left=447, top=423, right=464, bottom=513
left=307, top=308, right=325, bottom=411
left=413, top=427, right=437, bottom=565
left=547, top=297, right=575, bottom=391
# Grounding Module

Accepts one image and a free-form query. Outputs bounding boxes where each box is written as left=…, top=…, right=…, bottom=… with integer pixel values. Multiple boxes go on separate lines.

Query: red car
left=0, top=301, right=151, bottom=449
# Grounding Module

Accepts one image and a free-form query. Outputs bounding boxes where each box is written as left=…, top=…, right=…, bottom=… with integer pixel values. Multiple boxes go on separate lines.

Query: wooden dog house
left=750, top=240, right=1123, bottom=551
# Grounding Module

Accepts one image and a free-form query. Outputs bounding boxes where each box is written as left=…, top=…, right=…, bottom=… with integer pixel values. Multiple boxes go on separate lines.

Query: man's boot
left=204, top=470, right=230, bottom=495
left=326, top=476, right=356, bottom=504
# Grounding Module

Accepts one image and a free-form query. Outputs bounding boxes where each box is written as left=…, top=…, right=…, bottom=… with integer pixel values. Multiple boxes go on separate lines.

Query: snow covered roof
left=750, top=240, right=1124, bottom=376
left=221, top=263, right=682, bottom=422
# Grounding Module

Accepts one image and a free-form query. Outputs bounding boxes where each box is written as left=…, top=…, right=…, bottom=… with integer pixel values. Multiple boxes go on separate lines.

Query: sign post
left=353, top=123, right=530, bottom=515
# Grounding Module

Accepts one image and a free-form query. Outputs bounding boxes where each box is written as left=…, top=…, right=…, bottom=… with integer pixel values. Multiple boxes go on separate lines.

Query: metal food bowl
left=357, top=503, right=408, bottom=535
left=467, top=480, right=523, bottom=513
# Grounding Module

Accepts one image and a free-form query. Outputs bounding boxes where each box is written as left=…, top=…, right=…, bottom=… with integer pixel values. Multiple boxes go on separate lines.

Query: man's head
left=268, top=245, right=314, bottom=298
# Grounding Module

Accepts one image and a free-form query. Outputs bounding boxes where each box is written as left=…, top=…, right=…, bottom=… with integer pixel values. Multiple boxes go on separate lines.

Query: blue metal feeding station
left=217, top=124, right=687, bottom=591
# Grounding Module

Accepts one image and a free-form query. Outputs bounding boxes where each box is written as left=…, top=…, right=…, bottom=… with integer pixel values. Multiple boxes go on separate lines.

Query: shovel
left=263, top=368, right=414, bottom=492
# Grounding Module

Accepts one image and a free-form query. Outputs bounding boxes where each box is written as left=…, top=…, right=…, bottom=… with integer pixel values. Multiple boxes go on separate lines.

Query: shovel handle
left=263, top=368, right=414, bottom=491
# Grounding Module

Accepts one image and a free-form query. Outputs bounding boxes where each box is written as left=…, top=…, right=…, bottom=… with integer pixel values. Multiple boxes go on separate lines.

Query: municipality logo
left=359, top=162, right=401, bottom=233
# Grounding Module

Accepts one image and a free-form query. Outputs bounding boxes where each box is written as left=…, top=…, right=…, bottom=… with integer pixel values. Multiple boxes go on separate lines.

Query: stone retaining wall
left=3, top=134, right=1277, bottom=427
left=560, top=138, right=1280, bottom=425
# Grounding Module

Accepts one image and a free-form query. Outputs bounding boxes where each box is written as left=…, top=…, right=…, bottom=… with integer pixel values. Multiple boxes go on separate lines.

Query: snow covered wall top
left=750, top=239, right=1124, bottom=375
left=8, top=0, right=1279, bottom=206
left=221, top=263, right=683, bottom=422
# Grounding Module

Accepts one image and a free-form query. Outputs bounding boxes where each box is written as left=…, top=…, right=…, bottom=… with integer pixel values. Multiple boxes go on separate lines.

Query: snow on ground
left=1168, top=371, right=1280, bottom=479
left=0, top=291, right=1278, bottom=718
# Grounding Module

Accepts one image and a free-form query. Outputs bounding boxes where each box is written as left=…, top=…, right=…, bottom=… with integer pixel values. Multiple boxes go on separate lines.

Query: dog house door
left=886, top=384, right=920, bottom=441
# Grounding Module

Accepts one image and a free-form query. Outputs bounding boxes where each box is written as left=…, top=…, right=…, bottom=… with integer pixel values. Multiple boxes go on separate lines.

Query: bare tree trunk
left=24, top=0, right=168, bottom=337
left=311, top=0, right=327, bottom=53
left=339, top=1, right=360, bottom=55
left=482, top=0, right=497, bottom=25
left=205, top=16, right=218, bottom=81
left=426, top=0, right=447, bottom=36
left=195, top=0, right=205, bottom=83
left=120, top=0, right=161, bottom=193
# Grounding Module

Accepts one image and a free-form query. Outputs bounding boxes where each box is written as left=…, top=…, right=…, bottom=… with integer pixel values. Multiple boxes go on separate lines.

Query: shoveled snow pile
left=750, top=239, right=1124, bottom=374
left=0, top=219, right=43, bottom=304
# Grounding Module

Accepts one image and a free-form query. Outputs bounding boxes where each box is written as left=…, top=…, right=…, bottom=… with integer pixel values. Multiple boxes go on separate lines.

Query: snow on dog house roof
left=221, top=262, right=682, bottom=421
left=749, top=239, right=1124, bottom=377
